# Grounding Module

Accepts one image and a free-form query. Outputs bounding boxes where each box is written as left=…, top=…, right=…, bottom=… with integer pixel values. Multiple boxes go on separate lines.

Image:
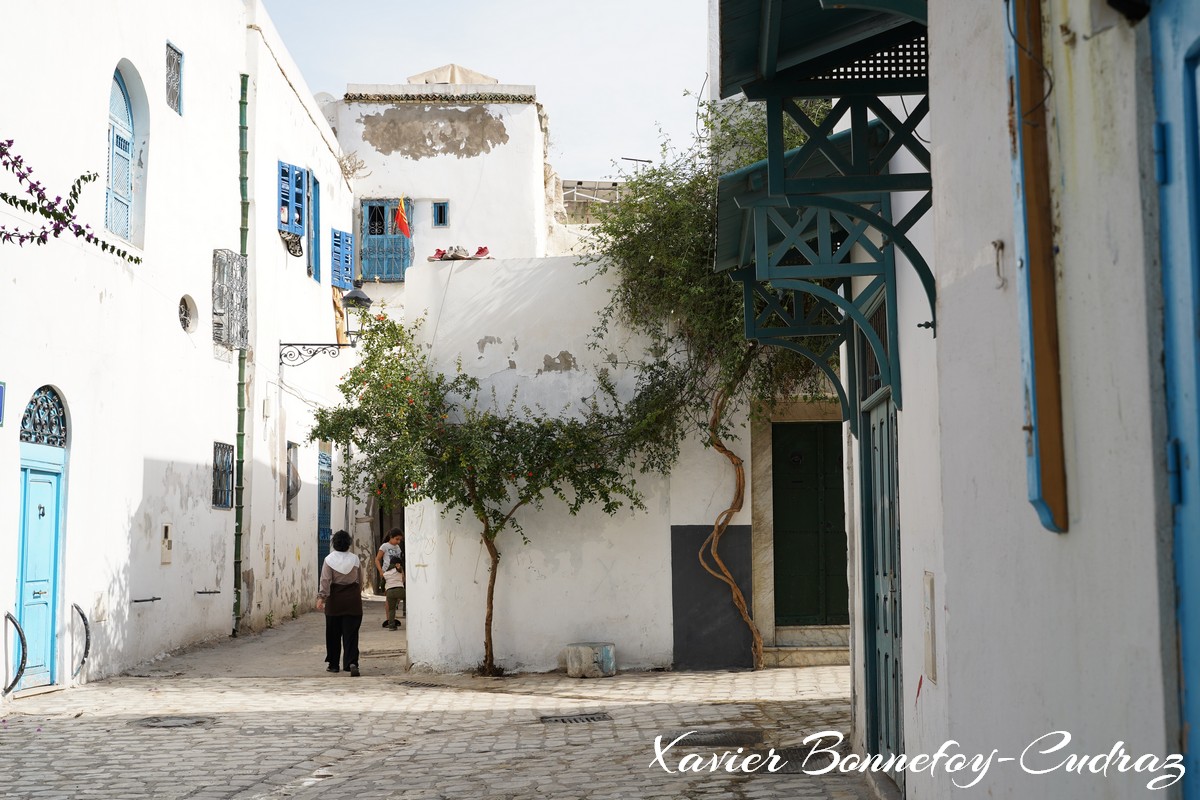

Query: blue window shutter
left=361, top=198, right=414, bottom=282
left=278, top=162, right=306, bottom=235
left=277, top=161, right=291, bottom=232
left=106, top=72, right=134, bottom=239
left=330, top=229, right=353, bottom=289
left=292, top=167, right=306, bottom=235
left=310, top=173, right=321, bottom=282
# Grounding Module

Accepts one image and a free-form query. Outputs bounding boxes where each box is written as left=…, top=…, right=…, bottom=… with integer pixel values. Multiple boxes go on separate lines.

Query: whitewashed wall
left=240, top=1, right=358, bottom=631
left=330, top=88, right=548, bottom=261
left=0, top=0, right=352, bottom=687
left=919, top=3, right=1173, bottom=798
left=397, top=256, right=722, bottom=672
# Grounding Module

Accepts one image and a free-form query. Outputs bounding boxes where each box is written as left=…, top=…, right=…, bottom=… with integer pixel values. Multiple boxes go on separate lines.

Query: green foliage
left=588, top=96, right=832, bottom=455
left=310, top=313, right=643, bottom=542
left=309, top=312, right=645, bottom=674
left=587, top=95, right=832, bottom=671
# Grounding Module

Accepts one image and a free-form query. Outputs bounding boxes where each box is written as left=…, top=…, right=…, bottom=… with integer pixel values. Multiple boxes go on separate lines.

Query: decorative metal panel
left=20, top=387, right=67, bottom=447
left=212, top=442, right=234, bottom=508
left=211, top=249, right=248, bottom=349
left=165, top=43, right=183, bottom=114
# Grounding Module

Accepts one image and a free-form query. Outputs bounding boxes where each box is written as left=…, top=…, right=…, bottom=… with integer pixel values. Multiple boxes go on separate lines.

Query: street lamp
left=279, top=280, right=374, bottom=366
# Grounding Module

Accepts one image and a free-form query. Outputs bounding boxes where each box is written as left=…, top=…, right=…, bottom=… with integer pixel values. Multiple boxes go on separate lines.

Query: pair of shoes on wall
left=430, top=246, right=488, bottom=260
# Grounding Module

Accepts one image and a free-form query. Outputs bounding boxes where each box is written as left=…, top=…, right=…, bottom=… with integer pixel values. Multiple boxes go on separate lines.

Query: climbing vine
left=0, top=139, right=141, bottom=264
left=588, top=95, right=833, bottom=670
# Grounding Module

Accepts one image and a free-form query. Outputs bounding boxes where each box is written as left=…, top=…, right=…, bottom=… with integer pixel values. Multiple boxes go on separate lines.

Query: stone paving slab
left=0, top=604, right=873, bottom=800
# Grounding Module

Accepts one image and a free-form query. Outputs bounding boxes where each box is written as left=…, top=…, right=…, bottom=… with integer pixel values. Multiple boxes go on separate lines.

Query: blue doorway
left=15, top=386, right=68, bottom=692
left=1152, top=1, right=1200, bottom=793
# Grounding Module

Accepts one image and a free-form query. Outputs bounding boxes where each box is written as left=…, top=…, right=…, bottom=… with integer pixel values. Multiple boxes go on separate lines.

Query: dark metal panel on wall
left=671, top=525, right=753, bottom=670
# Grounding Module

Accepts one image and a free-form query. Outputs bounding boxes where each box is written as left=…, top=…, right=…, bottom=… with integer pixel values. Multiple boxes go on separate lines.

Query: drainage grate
left=125, top=670, right=184, bottom=678
left=133, top=715, right=214, bottom=729
left=540, top=712, right=612, bottom=724
left=398, top=680, right=442, bottom=688
left=663, top=729, right=764, bottom=747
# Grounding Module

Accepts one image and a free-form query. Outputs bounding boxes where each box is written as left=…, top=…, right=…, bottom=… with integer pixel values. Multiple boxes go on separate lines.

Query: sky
left=260, top=0, right=712, bottom=180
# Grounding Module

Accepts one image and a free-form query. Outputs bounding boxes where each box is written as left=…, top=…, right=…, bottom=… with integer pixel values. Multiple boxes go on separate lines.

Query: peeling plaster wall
left=398, top=256, right=700, bottom=672
left=359, top=106, right=511, bottom=159
left=0, top=0, right=352, bottom=686
left=331, top=92, right=547, bottom=259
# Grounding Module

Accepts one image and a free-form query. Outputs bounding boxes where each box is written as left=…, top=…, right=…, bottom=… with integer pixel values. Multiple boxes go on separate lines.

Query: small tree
left=588, top=96, right=832, bottom=670
left=310, top=313, right=643, bottom=675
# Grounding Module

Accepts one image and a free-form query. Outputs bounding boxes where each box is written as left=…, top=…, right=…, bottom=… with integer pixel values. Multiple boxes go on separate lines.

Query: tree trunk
left=698, top=385, right=765, bottom=670
left=480, top=530, right=501, bottom=675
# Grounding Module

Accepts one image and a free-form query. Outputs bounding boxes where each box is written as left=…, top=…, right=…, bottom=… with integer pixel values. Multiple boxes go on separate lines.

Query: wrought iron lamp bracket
left=279, top=343, right=353, bottom=366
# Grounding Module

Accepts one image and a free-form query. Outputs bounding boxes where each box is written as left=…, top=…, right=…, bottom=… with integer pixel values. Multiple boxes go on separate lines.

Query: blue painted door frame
left=1152, top=0, right=1200, bottom=792
left=16, top=442, right=65, bottom=691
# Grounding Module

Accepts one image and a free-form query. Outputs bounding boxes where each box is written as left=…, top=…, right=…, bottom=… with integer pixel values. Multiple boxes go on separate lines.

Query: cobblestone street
left=1, top=599, right=873, bottom=800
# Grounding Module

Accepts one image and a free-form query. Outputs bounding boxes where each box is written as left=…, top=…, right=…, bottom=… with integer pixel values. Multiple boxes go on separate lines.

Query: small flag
left=394, top=199, right=411, bottom=238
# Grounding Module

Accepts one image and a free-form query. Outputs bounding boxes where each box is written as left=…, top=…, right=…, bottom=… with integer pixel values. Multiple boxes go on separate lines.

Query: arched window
left=106, top=71, right=134, bottom=240
left=20, top=386, right=68, bottom=448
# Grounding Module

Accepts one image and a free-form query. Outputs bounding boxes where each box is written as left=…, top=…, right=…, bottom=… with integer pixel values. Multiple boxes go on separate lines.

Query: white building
left=320, top=63, right=572, bottom=283
left=714, top=0, right=1196, bottom=797
left=1, top=0, right=358, bottom=694
left=2, top=1, right=781, bottom=693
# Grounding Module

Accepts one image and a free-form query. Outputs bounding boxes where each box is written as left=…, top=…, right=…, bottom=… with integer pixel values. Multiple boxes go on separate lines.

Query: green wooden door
left=772, top=422, right=849, bottom=625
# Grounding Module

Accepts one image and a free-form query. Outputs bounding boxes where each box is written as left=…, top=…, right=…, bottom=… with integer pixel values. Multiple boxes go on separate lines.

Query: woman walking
left=316, top=530, right=363, bottom=676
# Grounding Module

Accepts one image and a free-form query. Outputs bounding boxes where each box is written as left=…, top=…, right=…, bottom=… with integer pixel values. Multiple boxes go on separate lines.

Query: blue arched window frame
left=106, top=71, right=134, bottom=240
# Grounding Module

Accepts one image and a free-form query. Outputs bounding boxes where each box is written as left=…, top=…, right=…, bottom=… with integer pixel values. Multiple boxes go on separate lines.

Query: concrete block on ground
left=564, top=641, right=616, bottom=678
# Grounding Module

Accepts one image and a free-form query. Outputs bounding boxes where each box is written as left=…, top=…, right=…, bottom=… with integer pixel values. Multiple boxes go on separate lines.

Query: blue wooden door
left=863, top=396, right=903, bottom=789
left=17, top=467, right=60, bottom=690
left=1152, top=1, right=1200, bottom=792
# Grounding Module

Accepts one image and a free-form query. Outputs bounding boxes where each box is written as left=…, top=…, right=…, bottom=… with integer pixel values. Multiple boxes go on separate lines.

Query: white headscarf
left=325, top=550, right=359, bottom=574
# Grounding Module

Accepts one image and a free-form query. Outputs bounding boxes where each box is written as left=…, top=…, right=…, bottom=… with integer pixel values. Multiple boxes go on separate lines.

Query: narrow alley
left=0, top=598, right=872, bottom=800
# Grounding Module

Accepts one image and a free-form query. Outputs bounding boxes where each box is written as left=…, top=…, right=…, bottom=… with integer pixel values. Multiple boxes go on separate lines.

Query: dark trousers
left=325, top=614, right=362, bottom=670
